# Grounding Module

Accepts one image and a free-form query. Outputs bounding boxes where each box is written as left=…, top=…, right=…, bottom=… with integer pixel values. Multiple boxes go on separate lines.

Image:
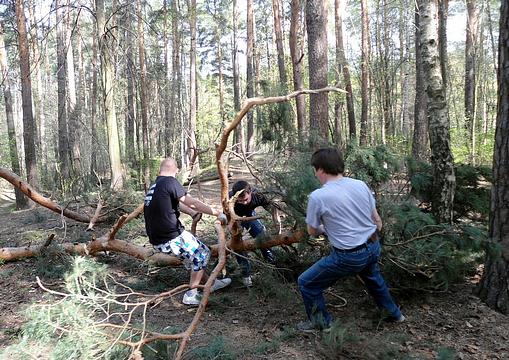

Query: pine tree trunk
left=360, top=0, right=369, bottom=146
left=335, top=0, right=355, bottom=142
left=412, top=4, right=429, bottom=161
left=0, top=24, right=27, bottom=209
left=170, top=0, right=181, bottom=159
left=246, top=0, right=255, bottom=154
left=96, top=0, right=123, bottom=190
left=478, top=0, right=509, bottom=314
left=419, top=0, right=455, bottom=223
left=232, top=0, right=244, bottom=153
left=56, top=0, right=69, bottom=182
left=272, top=0, right=287, bottom=92
left=290, top=0, right=306, bottom=141
left=126, top=4, right=136, bottom=165
left=28, top=1, right=45, bottom=178
left=15, top=0, right=38, bottom=192
left=186, top=0, right=199, bottom=174
left=137, top=0, right=150, bottom=186
left=90, top=35, right=98, bottom=178
left=465, top=0, right=479, bottom=164
left=306, top=0, right=329, bottom=145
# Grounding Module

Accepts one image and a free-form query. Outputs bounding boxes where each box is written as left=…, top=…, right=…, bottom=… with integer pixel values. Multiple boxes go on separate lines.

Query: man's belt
left=334, top=231, right=379, bottom=253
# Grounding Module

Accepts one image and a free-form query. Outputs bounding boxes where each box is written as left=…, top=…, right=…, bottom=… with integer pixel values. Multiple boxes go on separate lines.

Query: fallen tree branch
left=0, top=168, right=106, bottom=224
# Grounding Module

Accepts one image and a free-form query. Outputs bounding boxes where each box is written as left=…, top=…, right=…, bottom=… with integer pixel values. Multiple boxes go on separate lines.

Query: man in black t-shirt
left=229, top=180, right=281, bottom=287
left=144, top=157, right=231, bottom=305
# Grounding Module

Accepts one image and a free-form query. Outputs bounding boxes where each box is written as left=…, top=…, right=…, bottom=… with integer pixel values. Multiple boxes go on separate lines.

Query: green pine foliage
left=407, top=159, right=492, bottom=220
left=344, top=142, right=401, bottom=192
left=381, top=200, right=487, bottom=291
left=1, top=257, right=129, bottom=359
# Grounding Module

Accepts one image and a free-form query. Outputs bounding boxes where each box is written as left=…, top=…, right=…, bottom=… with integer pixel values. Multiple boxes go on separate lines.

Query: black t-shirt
left=229, top=189, right=270, bottom=217
left=144, top=176, right=186, bottom=245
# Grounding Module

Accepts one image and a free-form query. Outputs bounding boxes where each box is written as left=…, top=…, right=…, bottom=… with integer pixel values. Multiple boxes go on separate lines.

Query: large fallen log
left=0, top=230, right=306, bottom=263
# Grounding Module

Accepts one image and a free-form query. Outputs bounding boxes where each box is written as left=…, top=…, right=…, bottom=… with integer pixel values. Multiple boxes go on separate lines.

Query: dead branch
left=215, top=87, right=345, bottom=211
left=87, top=198, right=104, bottom=231
left=0, top=168, right=106, bottom=224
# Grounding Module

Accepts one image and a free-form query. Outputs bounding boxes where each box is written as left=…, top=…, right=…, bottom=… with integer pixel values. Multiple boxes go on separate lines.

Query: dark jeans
left=298, top=240, right=401, bottom=326
left=236, top=211, right=271, bottom=277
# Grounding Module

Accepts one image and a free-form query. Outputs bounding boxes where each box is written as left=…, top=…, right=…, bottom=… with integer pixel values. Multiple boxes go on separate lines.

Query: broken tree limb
left=214, top=87, right=346, bottom=210
left=87, top=198, right=104, bottom=231
left=0, top=168, right=106, bottom=224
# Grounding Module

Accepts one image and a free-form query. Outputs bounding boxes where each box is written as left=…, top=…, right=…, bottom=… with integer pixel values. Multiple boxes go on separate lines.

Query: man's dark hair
left=232, top=180, right=251, bottom=194
left=311, top=148, right=345, bottom=175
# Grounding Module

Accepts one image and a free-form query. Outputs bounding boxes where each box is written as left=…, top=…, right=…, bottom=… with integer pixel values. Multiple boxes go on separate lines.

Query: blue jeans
left=298, top=240, right=401, bottom=326
left=236, top=211, right=267, bottom=277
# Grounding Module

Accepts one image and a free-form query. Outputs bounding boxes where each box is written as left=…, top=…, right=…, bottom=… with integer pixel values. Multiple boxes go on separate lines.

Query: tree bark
left=412, top=3, right=429, bottom=161
left=465, top=0, right=479, bottom=164
left=478, top=0, right=509, bottom=314
left=335, top=0, right=355, bottom=143
left=126, top=4, right=136, bottom=166
left=137, top=0, right=150, bottom=186
left=360, top=0, right=370, bottom=146
left=15, top=0, right=38, bottom=193
left=96, top=0, right=123, bottom=190
left=0, top=24, right=27, bottom=209
left=232, top=0, right=244, bottom=153
left=306, top=0, right=329, bottom=145
left=272, top=0, right=288, bottom=91
left=246, top=0, right=255, bottom=154
left=187, top=0, right=199, bottom=173
left=419, top=0, right=455, bottom=223
left=56, top=0, right=69, bottom=183
left=290, top=0, right=306, bottom=141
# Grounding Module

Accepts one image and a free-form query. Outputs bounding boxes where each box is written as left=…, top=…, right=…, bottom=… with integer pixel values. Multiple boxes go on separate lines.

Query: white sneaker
left=182, top=290, right=202, bottom=305
left=242, top=276, right=253, bottom=287
left=211, top=277, right=232, bottom=292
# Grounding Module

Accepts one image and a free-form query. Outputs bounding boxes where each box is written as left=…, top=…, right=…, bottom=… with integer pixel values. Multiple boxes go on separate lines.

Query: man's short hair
left=311, top=148, right=345, bottom=175
left=232, top=180, right=251, bottom=194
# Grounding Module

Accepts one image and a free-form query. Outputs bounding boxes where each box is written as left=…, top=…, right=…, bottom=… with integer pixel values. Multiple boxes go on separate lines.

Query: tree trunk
left=437, top=0, right=449, bottom=93
left=232, top=0, right=244, bottom=153
left=419, top=0, right=455, bottom=223
left=170, top=0, right=181, bottom=159
left=15, top=0, right=38, bottom=192
left=96, top=0, right=123, bottom=190
left=126, top=4, right=136, bottom=166
left=335, top=0, right=355, bottom=142
left=272, top=0, right=287, bottom=92
left=246, top=0, right=255, bottom=154
left=478, top=0, right=509, bottom=314
left=412, top=4, right=429, bottom=161
left=90, top=35, right=98, bottom=178
left=0, top=24, right=27, bottom=209
left=137, top=0, right=150, bottom=186
left=465, top=0, right=479, bottom=164
left=56, top=0, right=69, bottom=183
left=290, top=0, right=306, bottom=141
left=28, top=1, right=45, bottom=179
left=360, top=0, right=370, bottom=146
left=186, top=0, right=199, bottom=174
left=306, top=0, right=329, bottom=145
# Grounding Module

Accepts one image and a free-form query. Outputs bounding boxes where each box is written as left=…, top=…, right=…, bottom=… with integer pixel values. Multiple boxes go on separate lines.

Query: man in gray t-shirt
left=297, top=148, right=404, bottom=332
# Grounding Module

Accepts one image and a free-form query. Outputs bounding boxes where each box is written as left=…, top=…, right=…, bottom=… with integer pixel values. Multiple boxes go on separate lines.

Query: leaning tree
left=477, top=0, right=509, bottom=315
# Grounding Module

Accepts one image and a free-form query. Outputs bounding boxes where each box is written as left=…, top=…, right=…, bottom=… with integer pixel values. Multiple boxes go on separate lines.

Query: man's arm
left=371, top=208, right=382, bottom=231
left=179, top=195, right=220, bottom=217
left=307, top=224, right=325, bottom=237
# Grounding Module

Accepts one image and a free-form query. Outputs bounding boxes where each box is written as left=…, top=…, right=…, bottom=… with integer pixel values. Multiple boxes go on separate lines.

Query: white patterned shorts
left=154, top=230, right=210, bottom=272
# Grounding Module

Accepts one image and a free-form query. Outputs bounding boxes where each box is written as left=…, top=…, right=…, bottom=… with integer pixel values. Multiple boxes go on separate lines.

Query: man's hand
left=217, top=212, right=228, bottom=225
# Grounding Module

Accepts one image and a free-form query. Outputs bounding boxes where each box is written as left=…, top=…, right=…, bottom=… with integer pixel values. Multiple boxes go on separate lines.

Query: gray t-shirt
left=306, top=177, right=377, bottom=250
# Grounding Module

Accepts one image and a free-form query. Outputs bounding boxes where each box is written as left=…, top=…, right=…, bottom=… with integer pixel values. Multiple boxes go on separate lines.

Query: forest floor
left=0, top=164, right=508, bottom=360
